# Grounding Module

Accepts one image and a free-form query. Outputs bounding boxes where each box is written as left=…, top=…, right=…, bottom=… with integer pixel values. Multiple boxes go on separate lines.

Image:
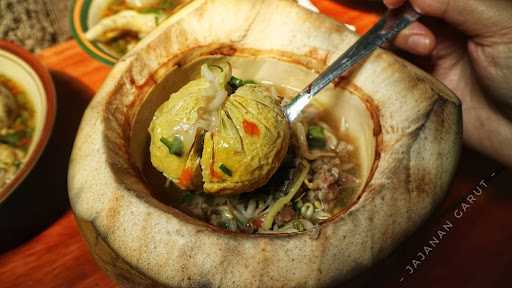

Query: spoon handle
left=284, top=2, right=420, bottom=122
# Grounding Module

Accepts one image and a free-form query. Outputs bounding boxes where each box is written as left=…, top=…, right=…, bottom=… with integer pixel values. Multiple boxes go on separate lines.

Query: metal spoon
left=284, top=2, right=420, bottom=122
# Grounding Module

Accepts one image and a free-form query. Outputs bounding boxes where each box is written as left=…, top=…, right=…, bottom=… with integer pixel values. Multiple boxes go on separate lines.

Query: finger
left=393, top=21, right=436, bottom=56
left=409, top=0, right=512, bottom=37
left=382, top=0, right=406, bottom=9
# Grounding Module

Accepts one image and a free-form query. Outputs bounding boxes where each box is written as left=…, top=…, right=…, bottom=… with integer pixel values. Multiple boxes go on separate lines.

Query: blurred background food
left=0, top=0, right=70, bottom=52
left=0, top=74, right=35, bottom=190
left=0, top=0, right=383, bottom=58
left=84, top=0, right=188, bottom=58
left=68, top=0, right=201, bottom=64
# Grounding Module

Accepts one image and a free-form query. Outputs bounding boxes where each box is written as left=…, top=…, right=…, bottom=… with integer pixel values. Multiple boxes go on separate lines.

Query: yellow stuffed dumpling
left=149, top=62, right=289, bottom=194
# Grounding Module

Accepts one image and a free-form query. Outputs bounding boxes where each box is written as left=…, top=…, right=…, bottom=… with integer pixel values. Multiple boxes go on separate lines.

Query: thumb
left=409, top=0, right=512, bottom=38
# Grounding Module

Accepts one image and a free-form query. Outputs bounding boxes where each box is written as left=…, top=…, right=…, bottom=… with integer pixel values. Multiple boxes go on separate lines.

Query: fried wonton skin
left=149, top=62, right=289, bottom=194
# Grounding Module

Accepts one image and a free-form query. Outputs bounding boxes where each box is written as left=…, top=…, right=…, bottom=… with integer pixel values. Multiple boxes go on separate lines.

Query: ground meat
left=306, top=156, right=359, bottom=210
left=338, top=171, right=360, bottom=188
left=274, top=206, right=296, bottom=226
left=336, top=140, right=354, bottom=159
left=309, top=157, right=341, bottom=190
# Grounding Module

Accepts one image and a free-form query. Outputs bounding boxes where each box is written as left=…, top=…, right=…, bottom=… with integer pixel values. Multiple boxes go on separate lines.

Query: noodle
left=145, top=71, right=361, bottom=233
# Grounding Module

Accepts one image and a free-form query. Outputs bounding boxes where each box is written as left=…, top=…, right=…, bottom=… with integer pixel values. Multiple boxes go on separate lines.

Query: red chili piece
left=243, top=119, right=260, bottom=136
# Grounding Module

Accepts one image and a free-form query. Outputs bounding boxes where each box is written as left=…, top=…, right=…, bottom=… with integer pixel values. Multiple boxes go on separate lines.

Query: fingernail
left=383, top=0, right=401, bottom=9
left=411, top=2, right=423, bottom=14
left=407, top=35, right=432, bottom=55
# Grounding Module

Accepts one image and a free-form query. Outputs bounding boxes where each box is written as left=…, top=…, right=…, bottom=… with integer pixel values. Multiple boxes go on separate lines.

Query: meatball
left=149, top=62, right=289, bottom=195
left=0, top=85, right=19, bottom=129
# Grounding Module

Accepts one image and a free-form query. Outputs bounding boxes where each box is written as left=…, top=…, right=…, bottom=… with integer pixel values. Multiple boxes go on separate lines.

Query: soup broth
left=141, top=82, right=362, bottom=234
left=0, top=74, right=35, bottom=189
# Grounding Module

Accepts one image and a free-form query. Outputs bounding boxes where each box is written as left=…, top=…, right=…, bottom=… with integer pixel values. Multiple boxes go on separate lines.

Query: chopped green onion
left=160, top=136, right=184, bottom=156
left=229, top=76, right=244, bottom=88
left=13, top=160, right=22, bottom=169
left=307, top=125, right=326, bottom=149
left=219, top=163, right=232, bottom=176
left=159, top=0, right=175, bottom=9
left=180, top=192, right=194, bottom=204
left=228, top=76, right=256, bottom=90
left=0, top=132, right=23, bottom=147
left=140, top=7, right=163, bottom=14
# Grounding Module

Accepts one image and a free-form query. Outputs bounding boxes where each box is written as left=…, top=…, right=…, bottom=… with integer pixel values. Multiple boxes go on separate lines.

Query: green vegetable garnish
left=160, top=136, right=184, bottom=156
left=180, top=192, right=194, bottom=205
left=219, top=163, right=232, bottom=176
left=140, top=7, right=163, bottom=14
left=307, top=125, right=326, bottom=149
left=228, top=76, right=256, bottom=90
left=13, top=160, right=22, bottom=169
left=159, top=0, right=176, bottom=9
left=0, top=132, right=23, bottom=147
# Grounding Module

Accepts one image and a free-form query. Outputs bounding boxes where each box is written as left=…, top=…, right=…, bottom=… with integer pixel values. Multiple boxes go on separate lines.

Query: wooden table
left=0, top=1, right=511, bottom=287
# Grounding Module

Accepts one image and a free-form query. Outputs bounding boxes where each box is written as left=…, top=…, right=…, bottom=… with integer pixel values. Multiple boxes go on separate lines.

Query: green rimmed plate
left=70, top=0, right=119, bottom=65
left=70, top=0, right=190, bottom=66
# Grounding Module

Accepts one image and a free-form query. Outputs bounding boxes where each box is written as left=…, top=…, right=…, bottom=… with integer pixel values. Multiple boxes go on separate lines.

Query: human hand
left=383, top=0, right=512, bottom=167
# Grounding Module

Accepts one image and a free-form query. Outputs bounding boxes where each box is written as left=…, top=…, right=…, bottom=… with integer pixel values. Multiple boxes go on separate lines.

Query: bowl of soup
left=0, top=41, right=56, bottom=203
left=68, top=0, right=461, bottom=286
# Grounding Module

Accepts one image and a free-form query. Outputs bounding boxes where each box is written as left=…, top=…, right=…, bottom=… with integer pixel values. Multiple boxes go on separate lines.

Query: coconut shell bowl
left=68, top=0, right=461, bottom=287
